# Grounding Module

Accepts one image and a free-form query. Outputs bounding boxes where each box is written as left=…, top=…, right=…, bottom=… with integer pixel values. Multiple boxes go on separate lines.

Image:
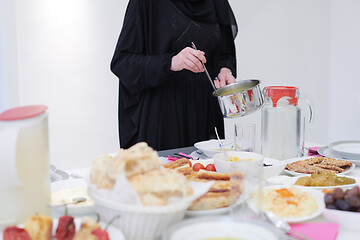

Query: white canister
left=0, top=105, right=51, bottom=226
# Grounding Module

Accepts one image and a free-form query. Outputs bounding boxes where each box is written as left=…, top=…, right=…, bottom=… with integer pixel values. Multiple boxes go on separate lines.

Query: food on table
left=261, top=187, right=318, bottom=218
left=3, top=214, right=111, bottom=240
left=324, top=186, right=360, bottom=212
left=24, top=214, right=52, bottom=240
left=128, top=168, right=193, bottom=206
left=91, top=228, right=110, bottom=240
left=89, top=153, right=115, bottom=189
left=164, top=158, right=243, bottom=210
left=52, top=186, right=93, bottom=206
left=90, top=142, right=193, bottom=206
left=205, top=164, right=216, bottom=172
left=55, top=215, right=76, bottom=240
left=3, top=226, right=31, bottom=240
left=193, top=162, right=206, bottom=171
left=294, top=173, right=356, bottom=187
left=90, top=142, right=161, bottom=189
left=73, top=217, right=101, bottom=240
left=285, top=157, right=352, bottom=174
left=107, top=142, right=161, bottom=178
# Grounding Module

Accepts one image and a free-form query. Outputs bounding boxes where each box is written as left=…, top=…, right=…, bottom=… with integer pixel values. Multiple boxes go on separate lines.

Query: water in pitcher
left=0, top=113, right=51, bottom=226
left=261, top=104, right=301, bottom=160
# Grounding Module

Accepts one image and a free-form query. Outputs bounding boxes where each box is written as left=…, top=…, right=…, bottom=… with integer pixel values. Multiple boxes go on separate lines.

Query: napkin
left=308, top=147, right=322, bottom=157
left=290, top=222, right=339, bottom=240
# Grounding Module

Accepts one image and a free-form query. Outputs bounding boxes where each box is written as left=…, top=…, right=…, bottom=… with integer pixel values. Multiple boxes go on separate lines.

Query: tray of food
left=1, top=214, right=124, bottom=240
left=283, top=156, right=354, bottom=176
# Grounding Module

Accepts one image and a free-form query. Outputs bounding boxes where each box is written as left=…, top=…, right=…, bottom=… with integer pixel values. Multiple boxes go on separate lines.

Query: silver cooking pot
left=213, top=79, right=264, bottom=118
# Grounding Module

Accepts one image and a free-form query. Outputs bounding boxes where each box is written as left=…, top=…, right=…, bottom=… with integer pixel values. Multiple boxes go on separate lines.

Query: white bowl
left=194, top=139, right=237, bottom=157
left=51, top=179, right=95, bottom=215
left=88, top=189, right=190, bottom=240
left=213, top=151, right=264, bottom=174
left=263, top=157, right=287, bottom=179
left=323, top=208, right=360, bottom=231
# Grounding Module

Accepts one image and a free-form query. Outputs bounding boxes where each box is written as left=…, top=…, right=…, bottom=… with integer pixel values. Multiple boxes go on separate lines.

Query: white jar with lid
left=0, top=105, right=51, bottom=226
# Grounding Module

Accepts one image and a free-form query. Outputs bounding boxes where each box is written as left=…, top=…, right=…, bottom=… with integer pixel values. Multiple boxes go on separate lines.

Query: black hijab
left=171, top=0, right=238, bottom=38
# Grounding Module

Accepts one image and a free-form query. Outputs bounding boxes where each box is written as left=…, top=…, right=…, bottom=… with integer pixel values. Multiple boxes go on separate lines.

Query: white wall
left=328, top=0, right=360, bottom=142
left=0, top=0, right=359, bottom=169
left=226, top=0, right=332, bottom=151
left=0, top=0, right=19, bottom=111
left=9, top=0, right=127, bottom=169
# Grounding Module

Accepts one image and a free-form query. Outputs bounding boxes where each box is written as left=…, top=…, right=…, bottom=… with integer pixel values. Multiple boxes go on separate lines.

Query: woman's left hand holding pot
left=214, top=67, right=236, bottom=88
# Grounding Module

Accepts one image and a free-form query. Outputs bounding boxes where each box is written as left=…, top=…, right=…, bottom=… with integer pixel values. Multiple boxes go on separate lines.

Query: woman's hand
left=214, top=67, right=236, bottom=88
left=170, top=47, right=206, bottom=73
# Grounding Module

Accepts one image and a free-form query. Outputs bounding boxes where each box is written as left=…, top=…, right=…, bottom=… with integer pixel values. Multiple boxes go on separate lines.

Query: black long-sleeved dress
left=111, top=0, right=237, bottom=151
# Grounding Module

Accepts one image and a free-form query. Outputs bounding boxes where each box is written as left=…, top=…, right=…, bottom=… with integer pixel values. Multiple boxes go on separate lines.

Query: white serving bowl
left=213, top=151, right=264, bottom=173
left=88, top=188, right=191, bottom=240
left=213, top=152, right=285, bottom=179
left=194, top=139, right=237, bottom=157
left=262, top=157, right=287, bottom=179
left=323, top=208, right=360, bottom=231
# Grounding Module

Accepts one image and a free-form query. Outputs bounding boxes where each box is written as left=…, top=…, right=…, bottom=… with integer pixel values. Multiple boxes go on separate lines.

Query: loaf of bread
left=24, top=214, right=52, bottom=240
left=128, top=168, right=193, bottom=205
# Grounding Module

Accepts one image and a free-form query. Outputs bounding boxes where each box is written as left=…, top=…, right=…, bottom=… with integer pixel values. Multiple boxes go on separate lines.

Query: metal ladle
left=264, top=211, right=312, bottom=240
left=191, top=42, right=217, bottom=92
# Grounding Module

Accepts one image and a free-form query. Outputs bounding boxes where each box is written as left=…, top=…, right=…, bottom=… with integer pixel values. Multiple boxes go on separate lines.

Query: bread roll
left=73, top=217, right=100, bottom=240
left=89, top=153, right=115, bottom=189
left=128, top=168, right=193, bottom=205
left=107, top=142, right=161, bottom=180
left=24, top=214, right=52, bottom=240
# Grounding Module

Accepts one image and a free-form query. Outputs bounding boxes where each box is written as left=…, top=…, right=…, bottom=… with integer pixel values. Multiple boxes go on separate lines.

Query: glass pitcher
left=261, top=86, right=313, bottom=160
left=0, top=105, right=51, bottom=226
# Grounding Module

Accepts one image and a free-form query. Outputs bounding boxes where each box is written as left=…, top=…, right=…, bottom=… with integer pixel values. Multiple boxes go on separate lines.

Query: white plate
left=282, top=156, right=355, bottom=176
left=164, top=216, right=281, bottom=240
left=185, top=206, right=230, bottom=217
left=318, top=146, right=360, bottom=166
left=247, top=185, right=325, bottom=223
left=266, top=175, right=360, bottom=191
left=329, top=140, right=360, bottom=159
left=51, top=179, right=94, bottom=215
left=0, top=217, right=125, bottom=240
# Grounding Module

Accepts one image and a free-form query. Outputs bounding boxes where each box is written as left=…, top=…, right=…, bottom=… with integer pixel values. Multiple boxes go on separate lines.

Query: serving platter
left=247, top=185, right=325, bottom=223
left=266, top=175, right=360, bottom=191
left=283, top=156, right=355, bottom=176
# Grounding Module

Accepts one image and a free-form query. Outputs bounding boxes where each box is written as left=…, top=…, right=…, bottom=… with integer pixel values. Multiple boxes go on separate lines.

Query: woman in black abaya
left=111, top=0, right=238, bottom=151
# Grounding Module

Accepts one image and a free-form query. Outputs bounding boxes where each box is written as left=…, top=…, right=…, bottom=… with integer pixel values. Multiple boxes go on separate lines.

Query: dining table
left=56, top=142, right=360, bottom=240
